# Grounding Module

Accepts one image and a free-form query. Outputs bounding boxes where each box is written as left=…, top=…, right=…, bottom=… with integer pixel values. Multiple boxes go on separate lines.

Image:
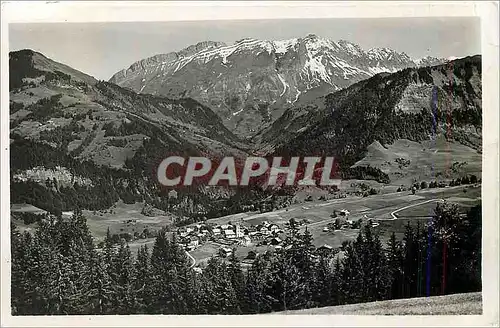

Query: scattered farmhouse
left=219, top=247, right=233, bottom=258
left=317, top=244, right=334, bottom=252
left=168, top=189, right=178, bottom=199
left=270, top=237, right=282, bottom=246
left=340, top=209, right=350, bottom=216
left=235, top=225, right=244, bottom=238
left=246, top=250, right=258, bottom=260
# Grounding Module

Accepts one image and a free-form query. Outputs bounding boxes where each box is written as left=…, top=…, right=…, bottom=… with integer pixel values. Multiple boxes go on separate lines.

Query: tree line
left=11, top=202, right=481, bottom=315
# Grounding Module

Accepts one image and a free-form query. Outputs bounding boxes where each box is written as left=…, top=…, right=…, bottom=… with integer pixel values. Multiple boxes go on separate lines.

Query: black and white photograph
left=1, top=1, right=498, bottom=327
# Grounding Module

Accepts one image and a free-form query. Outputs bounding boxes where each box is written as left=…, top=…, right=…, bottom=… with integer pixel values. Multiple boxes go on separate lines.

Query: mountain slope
left=10, top=49, right=97, bottom=90
left=9, top=50, right=481, bottom=219
left=9, top=50, right=250, bottom=216
left=109, top=35, right=445, bottom=136
left=10, top=50, right=247, bottom=162
left=259, top=56, right=481, bottom=173
left=278, top=292, right=482, bottom=315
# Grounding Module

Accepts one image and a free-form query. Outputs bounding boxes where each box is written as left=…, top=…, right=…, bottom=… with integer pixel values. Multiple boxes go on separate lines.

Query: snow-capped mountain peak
left=109, top=34, right=448, bottom=136
left=272, top=38, right=299, bottom=54
left=414, top=55, right=448, bottom=67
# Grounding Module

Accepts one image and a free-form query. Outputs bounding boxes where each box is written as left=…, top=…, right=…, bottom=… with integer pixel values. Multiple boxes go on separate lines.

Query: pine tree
left=312, top=254, right=333, bottom=307
left=430, top=202, right=461, bottom=295
left=414, top=221, right=426, bottom=297
left=386, top=232, right=404, bottom=299
left=197, top=269, right=215, bottom=314
left=181, top=269, right=202, bottom=314
left=369, top=232, right=391, bottom=301
left=133, top=245, right=152, bottom=313
left=149, top=230, right=191, bottom=313
left=288, top=228, right=315, bottom=308
left=244, top=256, right=269, bottom=314
left=62, top=239, right=90, bottom=314
left=341, top=237, right=364, bottom=304
left=267, top=252, right=302, bottom=311
left=228, top=249, right=245, bottom=313
left=82, top=250, right=113, bottom=314
left=11, top=224, right=28, bottom=315
left=449, top=205, right=481, bottom=292
left=401, top=222, right=417, bottom=298
left=149, top=230, right=175, bottom=313
left=203, top=257, right=238, bottom=314
left=111, top=242, right=137, bottom=314
left=331, top=256, right=344, bottom=305
left=44, top=251, right=76, bottom=314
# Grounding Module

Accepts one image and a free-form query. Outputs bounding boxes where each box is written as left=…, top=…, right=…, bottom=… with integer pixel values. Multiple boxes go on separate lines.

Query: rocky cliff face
left=110, top=35, right=445, bottom=136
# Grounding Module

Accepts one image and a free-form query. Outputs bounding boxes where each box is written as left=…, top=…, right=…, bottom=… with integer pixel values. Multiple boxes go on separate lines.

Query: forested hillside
left=262, top=56, right=481, bottom=170
left=9, top=50, right=482, bottom=223
left=9, top=50, right=264, bottom=218
left=11, top=203, right=481, bottom=315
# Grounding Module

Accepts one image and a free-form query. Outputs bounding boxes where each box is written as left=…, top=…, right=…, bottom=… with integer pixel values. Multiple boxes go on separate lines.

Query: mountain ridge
left=109, top=35, right=448, bottom=136
left=9, top=49, right=254, bottom=216
left=264, top=55, right=482, bottom=170
left=9, top=48, right=481, bottom=219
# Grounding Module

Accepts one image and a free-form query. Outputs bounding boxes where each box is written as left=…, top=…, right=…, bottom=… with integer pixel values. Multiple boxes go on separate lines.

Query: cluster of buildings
left=177, top=224, right=210, bottom=251
left=176, top=220, right=287, bottom=251
left=173, top=218, right=339, bottom=272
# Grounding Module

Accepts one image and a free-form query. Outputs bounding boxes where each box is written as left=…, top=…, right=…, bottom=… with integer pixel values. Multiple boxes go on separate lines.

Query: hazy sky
left=10, top=17, right=480, bottom=80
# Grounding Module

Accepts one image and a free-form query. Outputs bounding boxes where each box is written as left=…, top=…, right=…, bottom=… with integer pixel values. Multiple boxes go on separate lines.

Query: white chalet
left=168, top=189, right=178, bottom=199
left=257, top=225, right=270, bottom=234
left=188, top=236, right=199, bottom=247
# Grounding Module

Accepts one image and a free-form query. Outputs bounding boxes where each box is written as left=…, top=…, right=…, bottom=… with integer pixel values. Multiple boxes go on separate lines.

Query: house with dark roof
left=269, top=237, right=282, bottom=246
left=246, top=250, right=258, bottom=260
left=219, top=247, right=233, bottom=258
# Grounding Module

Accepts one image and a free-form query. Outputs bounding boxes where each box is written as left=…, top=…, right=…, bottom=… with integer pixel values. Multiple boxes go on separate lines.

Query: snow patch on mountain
left=277, top=73, right=288, bottom=96
left=304, top=54, right=331, bottom=84
left=338, top=40, right=364, bottom=56
left=273, top=38, right=298, bottom=54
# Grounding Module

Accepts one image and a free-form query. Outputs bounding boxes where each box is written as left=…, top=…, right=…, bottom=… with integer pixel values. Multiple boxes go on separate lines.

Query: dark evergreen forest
left=11, top=203, right=481, bottom=315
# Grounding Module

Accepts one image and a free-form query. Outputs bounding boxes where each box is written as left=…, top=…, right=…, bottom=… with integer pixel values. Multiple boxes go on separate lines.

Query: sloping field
left=353, top=138, right=481, bottom=186
left=277, top=292, right=482, bottom=315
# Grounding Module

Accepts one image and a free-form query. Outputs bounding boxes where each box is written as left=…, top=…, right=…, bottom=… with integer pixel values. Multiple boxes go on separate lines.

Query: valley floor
left=10, top=183, right=481, bottom=260
left=193, top=184, right=480, bottom=264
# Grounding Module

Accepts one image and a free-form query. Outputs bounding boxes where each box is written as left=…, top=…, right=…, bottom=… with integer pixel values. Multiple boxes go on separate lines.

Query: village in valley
left=174, top=205, right=370, bottom=269
left=11, top=175, right=481, bottom=275
left=157, top=177, right=481, bottom=271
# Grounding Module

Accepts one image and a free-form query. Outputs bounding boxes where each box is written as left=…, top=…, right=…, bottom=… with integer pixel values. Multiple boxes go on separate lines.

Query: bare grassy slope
left=276, top=292, right=482, bottom=315
left=353, top=137, right=482, bottom=186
